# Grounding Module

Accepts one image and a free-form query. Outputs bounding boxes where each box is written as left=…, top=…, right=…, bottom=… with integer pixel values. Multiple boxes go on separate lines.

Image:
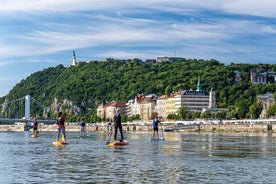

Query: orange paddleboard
left=109, top=140, right=128, bottom=146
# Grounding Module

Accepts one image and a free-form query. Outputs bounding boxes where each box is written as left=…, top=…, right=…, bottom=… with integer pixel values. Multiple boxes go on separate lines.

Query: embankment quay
left=0, top=123, right=275, bottom=133
left=1, top=118, right=276, bottom=132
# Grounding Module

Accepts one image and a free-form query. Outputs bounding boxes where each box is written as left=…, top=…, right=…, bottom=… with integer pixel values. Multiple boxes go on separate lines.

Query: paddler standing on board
left=80, top=118, right=86, bottom=136
left=33, top=118, right=39, bottom=136
left=113, top=108, right=124, bottom=142
left=152, top=116, right=162, bottom=138
left=56, top=112, right=67, bottom=143
left=32, top=118, right=38, bottom=137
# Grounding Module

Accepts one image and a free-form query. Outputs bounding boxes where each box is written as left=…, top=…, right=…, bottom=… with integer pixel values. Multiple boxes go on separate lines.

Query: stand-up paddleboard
left=109, top=140, right=128, bottom=146
left=150, top=137, right=165, bottom=141
left=52, top=141, right=69, bottom=146
left=31, top=134, right=39, bottom=138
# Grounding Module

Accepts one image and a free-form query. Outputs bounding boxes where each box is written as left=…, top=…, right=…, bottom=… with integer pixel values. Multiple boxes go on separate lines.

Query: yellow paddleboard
left=52, top=141, right=69, bottom=146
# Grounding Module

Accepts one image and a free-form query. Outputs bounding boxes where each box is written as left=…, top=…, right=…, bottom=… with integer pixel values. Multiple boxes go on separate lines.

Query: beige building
left=156, top=95, right=167, bottom=120
left=96, top=101, right=126, bottom=121
left=257, top=93, right=275, bottom=118
left=96, top=102, right=106, bottom=120
left=208, top=88, right=217, bottom=109
left=126, top=94, right=143, bottom=117
left=140, top=94, right=157, bottom=120
left=166, top=93, right=177, bottom=118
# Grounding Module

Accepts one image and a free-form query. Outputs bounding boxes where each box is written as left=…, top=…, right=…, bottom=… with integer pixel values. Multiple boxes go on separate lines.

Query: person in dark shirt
left=56, top=112, right=66, bottom=142
left=33, top=118, right=39, bottom=135
left=152, top=116, right=161, bottom=138
left=80, top=118, right=86, bottom=136
left=113, top=108, right=124, bottom=142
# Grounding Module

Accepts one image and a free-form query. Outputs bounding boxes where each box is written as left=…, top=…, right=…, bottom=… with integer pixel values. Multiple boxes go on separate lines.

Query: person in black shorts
left=33, top=118, right=39, bottom=135
left=152, top=116, right=161, bottom=138
left=113, top=108, right=124, bottom=142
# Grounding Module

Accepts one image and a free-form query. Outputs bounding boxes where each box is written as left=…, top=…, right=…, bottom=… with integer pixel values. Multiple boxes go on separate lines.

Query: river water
left=0, top=131, right=276, bottom=183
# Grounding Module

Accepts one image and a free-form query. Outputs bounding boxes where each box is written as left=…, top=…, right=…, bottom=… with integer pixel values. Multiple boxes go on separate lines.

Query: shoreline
left=0, top=124, right=274, bottom=133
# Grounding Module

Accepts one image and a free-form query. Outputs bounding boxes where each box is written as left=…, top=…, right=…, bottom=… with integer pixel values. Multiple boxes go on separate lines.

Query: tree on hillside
left=248, top=102, right=263, bottom=119
left=267, top=105, right=276, bottom=118
left=177, top=106, right=192, bottom=120
left=200, top=110, right=211, bottom=119
left=216, top=110, right=227, bottom=120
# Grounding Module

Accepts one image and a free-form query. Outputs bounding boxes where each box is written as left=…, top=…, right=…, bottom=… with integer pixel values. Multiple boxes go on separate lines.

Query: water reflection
left=150, top=140, right=159, bottom=154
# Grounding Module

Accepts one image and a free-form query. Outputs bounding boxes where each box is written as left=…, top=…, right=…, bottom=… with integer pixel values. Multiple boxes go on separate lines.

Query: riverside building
left=96, top=101, right=126, bottom=121
left=175, top=78, right=210, bottom=112
left=97, top=78, right=217, bottom=121
left=156, top=78, right=214, bottom=121
left=257, top=93, right=275, bottom=119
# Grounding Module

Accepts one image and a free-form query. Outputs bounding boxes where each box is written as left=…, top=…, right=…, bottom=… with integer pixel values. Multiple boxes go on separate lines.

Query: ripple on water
left=1, top=132, right=276, bottom=183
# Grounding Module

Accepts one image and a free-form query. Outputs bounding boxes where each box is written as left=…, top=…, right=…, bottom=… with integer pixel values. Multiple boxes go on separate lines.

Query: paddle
left=106, top=131, right=112, bottom=145
left=84, top=127, right=88, bottom=137
left=160, top=126, right=165, bottom=140
left=61, top=134, right=65, bottom=141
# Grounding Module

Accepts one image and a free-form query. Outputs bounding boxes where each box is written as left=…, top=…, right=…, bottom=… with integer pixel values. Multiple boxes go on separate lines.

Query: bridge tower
left=25, top=95, right=31, bottom=120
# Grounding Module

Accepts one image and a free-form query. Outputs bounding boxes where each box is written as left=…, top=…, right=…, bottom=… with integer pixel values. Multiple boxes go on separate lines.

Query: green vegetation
left=1, top=58, right=276, bottom=120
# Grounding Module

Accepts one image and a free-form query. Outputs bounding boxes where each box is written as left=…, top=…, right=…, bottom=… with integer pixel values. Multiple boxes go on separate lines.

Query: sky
left=1, top=0, right=276, bottom=97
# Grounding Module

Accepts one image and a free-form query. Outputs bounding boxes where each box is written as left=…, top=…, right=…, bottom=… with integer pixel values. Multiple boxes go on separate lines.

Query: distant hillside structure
left=234, top=70, right=242, bottom=83
left=156, top=57, right=184, bottom=63
left=251, top=68, right=267, bottom=84
left=72, top=50, right=79, bottom=66
left=250, top=68, right=276, bottom=84
left=267, top=71, right=276, bottom=83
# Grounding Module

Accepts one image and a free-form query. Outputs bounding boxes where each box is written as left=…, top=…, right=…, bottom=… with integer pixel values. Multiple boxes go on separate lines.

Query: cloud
left=222, top=0, right=276, bottom=18
left=1, top=0, right=276, bottom=18
left=0, top=1, right=275, bottom=64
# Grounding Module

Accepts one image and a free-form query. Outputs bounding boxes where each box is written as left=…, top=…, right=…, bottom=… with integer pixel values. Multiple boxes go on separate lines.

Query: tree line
left=1, top=58, right=276, bottom=122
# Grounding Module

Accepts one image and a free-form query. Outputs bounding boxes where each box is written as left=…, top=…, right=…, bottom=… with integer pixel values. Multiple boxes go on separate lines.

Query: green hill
left=1, top=58, right=276, bottom=120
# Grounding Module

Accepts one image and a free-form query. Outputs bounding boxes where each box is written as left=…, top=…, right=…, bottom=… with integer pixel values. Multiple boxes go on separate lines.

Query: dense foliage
left=1, top=59, right=276, bottom=120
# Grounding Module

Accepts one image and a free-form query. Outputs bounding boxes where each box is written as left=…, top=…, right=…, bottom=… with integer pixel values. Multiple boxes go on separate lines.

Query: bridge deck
left=0, top=118, right=56, bottom=125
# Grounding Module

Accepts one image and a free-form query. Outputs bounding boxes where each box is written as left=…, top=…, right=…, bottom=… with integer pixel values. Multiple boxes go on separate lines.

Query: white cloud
left=1, top=0, right=276, bottom=18
left=223, top=0, right=276, bottom=18
left=0, top=0, right=135, bottom=12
